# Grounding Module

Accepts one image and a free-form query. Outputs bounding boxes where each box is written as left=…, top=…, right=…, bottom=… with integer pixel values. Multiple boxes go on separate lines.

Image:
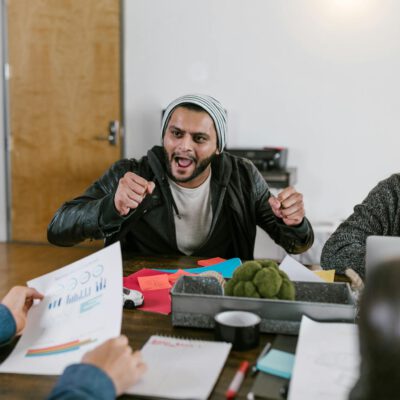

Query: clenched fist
left=268, top=186, right=305, bottom=226
left=114, top=172, right=155, bottom=216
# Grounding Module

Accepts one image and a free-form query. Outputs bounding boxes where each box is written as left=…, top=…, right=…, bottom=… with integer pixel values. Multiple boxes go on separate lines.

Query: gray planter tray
left=171, top=276, right=357, bottom=335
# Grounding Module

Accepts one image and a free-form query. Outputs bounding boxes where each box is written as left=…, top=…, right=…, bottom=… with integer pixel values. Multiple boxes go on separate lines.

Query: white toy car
left=123, top=287, right=144, bottom=309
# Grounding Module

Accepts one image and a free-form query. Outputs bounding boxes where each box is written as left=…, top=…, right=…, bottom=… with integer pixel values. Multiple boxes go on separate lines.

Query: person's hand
left=268, top=186, right=305, bottom=226
left=82, top=335, right=146, bottom=395
left=1, top=286, right=44, bottom=335
left=114, top=172, right=155, bottom=216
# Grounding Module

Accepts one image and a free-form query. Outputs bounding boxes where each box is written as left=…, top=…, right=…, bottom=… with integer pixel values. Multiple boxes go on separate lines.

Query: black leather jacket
left=48, top=146, right=314, bottom=259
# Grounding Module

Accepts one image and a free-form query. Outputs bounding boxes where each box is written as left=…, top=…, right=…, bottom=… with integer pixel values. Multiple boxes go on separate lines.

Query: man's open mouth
left=173, top=156, right=195, bottom=168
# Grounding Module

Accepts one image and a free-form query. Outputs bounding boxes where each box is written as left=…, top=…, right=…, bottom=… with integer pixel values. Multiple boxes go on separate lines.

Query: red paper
left=138, top=274, right=171, bottom=291
left=123, top=269, right=171, bottom=315
left=197, top=257, right=226, bottom=266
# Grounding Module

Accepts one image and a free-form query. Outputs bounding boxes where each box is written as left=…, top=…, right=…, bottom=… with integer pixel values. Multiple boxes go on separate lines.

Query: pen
left=280, top=382, right=289, bottom=398
left=250, top=341, right=272, bottom=376
left=226, top=360, right=249, bottom=399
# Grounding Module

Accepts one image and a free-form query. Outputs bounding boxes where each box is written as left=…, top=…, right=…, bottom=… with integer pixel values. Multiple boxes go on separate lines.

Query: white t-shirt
left=168, top=173, right=213, bottom=255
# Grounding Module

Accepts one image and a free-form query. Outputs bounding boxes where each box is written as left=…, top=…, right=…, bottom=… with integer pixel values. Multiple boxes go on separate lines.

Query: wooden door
left=7, top=0, right=122, bottom=242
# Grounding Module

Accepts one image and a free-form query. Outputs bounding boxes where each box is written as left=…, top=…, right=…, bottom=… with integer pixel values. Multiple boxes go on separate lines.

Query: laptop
left=366, top=235, right=400, bottom=274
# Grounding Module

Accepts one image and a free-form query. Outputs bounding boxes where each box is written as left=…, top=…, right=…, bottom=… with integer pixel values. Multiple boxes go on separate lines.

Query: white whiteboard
left=123, top=0, right=400, bottom=223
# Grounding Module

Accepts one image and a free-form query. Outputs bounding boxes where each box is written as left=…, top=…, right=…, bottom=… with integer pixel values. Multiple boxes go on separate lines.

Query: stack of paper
left=288, top=316, right=359, bottom=400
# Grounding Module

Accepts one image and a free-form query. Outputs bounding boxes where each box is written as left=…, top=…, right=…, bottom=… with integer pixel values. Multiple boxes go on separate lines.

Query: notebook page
left=127, top=335, right=232, bottom=399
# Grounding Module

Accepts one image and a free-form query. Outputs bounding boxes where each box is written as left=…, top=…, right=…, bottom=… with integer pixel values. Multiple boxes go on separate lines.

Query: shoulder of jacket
left=222, top=152, right=267, bottom=196
left=374, top=173, right=400, bottom=193
left=222, top=152, right=259, bottom=174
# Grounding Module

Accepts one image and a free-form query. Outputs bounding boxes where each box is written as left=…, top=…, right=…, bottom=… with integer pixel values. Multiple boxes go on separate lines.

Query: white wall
left=0, top=1, right=7, bottom=241
left=123, top=0, right=400, bottom=226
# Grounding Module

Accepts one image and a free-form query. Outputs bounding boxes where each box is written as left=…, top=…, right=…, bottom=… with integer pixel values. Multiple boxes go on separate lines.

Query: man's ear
left=216, top=148, right=220, bottom=155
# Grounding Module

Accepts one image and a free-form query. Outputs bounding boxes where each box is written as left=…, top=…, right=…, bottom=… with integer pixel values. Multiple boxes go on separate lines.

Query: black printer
left=226, top=147, right=296, bottom=188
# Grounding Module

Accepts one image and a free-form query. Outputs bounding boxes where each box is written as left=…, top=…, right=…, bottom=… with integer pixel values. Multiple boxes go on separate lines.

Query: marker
left=251, top=341, right=272, bottom=376
left=226, top=360, right=249, bottom=399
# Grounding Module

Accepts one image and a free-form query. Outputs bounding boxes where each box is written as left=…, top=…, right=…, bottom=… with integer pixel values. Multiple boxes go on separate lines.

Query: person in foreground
left=48, top=94, right=314, bottom=259
left=0, top=286, right=146, bottom=400
left=349, top=259, right=400, bottom=400
left=321, top=173, right=400, bottom=278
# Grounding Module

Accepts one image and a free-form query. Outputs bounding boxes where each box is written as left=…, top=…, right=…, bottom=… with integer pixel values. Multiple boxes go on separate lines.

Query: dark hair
left=349, top=258, right=400, bottom=400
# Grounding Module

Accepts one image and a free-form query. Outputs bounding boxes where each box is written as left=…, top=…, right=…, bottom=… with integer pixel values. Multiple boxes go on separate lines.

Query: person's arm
left=47, top=159, right=155, bottom=247
left=48, top=336, right=146, bottom=400
left=0, top=286, right=44, bottom=345
left=0, top=304, right=16, bottom=345
left=321, top=176, right=400, bottom=278
left=47, top=160, right=131, bottom=246
left=254, top=167, right=314, bottom=254
left=47, top=364, right=116, bottom=400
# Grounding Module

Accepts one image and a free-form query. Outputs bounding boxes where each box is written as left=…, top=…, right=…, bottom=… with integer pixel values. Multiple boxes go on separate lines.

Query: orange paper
left=167, top=269, right=196, bottom=284
left=138, top=274, right=172, bottom=291
left=197, top=257, right=226, bottom=266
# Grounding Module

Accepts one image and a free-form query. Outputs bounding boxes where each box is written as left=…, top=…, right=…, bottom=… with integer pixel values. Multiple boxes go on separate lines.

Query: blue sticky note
left=256, top=349, right=295, bottom=379
left=154, top=258, right=242, bottom=278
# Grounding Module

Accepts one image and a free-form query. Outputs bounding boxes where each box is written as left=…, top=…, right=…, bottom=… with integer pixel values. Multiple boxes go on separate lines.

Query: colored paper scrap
left=154, top=257, right=242, bottom=278
left=313, top=269, right=335, bottom=283
left=123, top=269, right=171, bottom=315
left=167, top=269, right=196, bottom=285
left=138, top=274, right=172, bottom=291
left=257, top=349, right=295, bottom=379
left=197, top=257, right=226, bottom=266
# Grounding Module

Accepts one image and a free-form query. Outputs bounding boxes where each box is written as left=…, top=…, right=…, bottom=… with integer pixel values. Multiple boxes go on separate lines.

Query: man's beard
left=164, top=149, right=217, bottom=184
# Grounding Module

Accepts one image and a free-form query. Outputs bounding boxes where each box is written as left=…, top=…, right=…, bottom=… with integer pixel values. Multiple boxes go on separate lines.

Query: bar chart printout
left=0, top=242, right=123, bottom=375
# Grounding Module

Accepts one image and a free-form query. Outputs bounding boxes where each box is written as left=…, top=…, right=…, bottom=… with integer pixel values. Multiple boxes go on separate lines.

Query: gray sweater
left=321, top=174, right=400, bottom=278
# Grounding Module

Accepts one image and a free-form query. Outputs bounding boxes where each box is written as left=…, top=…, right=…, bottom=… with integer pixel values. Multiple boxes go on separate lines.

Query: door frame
left=1, top=0, right=126, bottom=242
left=1, top=0, right=10, bottom=241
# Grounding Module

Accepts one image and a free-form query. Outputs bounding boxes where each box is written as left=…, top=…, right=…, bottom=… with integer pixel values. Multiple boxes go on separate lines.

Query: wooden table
left=0, top=247, right=278, bottom=400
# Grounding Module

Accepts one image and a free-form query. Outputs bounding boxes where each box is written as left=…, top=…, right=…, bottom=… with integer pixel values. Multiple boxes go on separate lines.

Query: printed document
left=288, top=316, right=359, bottom=400
left=0, top=242, right=123, bottom=375
left=280, top=255, right=324, bottom=282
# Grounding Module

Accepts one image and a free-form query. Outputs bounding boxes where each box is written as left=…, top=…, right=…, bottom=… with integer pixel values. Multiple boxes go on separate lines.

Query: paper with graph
left=0, top=242, right=123, bottom=375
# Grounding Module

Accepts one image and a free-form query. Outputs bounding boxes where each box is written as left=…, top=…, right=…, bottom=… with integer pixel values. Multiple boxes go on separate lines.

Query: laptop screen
left=366, top=236, right=400, bottom=275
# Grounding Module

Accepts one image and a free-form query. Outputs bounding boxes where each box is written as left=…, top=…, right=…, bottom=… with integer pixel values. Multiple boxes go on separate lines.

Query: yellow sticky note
left=313, top=270, right=335, bottom=283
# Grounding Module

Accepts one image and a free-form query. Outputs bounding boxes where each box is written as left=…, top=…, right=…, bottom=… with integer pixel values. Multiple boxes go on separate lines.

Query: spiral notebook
left=127, top=335, right=232, bottom=399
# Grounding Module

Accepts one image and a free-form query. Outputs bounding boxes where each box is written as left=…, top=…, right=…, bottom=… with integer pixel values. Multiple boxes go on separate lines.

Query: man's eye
left=194, top=136, right=207, bottom=143
left=172, top=130, right=183, bottom=137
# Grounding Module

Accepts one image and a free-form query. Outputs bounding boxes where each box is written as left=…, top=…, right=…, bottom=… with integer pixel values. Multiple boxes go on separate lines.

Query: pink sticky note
left=197, top=257, right=226, bottom=267
left=123, top=269, right=171, bottom=315
left=167, top=269, right=196, bottom=284
left=138, top=274, right=171, bottom=291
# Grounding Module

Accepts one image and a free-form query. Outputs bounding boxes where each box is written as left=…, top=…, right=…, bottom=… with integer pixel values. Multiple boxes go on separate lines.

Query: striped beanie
left=161, top=94, right=227, bottom=153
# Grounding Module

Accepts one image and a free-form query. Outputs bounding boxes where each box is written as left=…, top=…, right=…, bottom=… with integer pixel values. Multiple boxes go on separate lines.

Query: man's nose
left=177, top=134, right=193, bottom=150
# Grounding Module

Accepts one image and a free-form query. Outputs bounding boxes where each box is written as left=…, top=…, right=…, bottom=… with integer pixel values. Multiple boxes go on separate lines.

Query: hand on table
left=82, top=335, right=147, bottom=395
left=1, top=286, right=44, bottom=335
left=268, top=186, right=305, bottom=226
left=114, top=172, right=155, bottom=216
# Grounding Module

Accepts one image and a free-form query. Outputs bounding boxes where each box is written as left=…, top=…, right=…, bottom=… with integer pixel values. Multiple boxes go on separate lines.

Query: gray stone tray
left=171, top=276, right=357, bottom=335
